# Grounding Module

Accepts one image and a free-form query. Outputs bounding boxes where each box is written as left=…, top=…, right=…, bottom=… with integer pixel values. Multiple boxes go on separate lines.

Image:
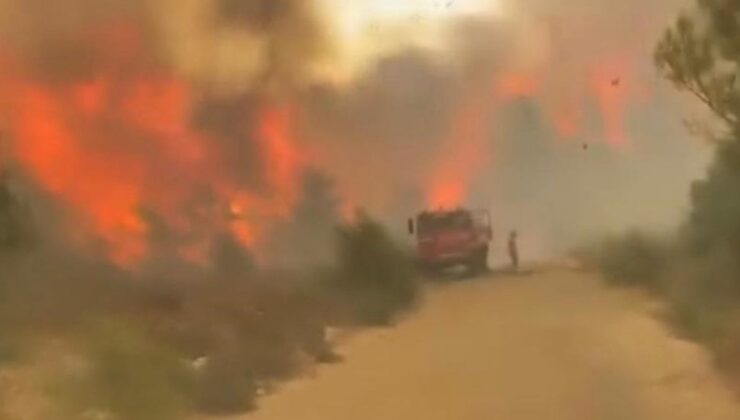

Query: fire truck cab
left=408, top=208, right=492, bottom=274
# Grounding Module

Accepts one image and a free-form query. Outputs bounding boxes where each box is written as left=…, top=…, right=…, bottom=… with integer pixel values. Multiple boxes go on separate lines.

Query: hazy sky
left=320, top=0, right=691, bottom=83
left=323, top=0, right=498, bottom=76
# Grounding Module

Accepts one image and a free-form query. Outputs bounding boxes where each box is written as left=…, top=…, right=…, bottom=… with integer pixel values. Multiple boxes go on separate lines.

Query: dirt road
left=244, top=269, right=740, bottom=420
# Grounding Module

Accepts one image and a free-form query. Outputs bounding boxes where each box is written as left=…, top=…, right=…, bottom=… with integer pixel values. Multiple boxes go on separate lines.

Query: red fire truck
left=408, top=208, right=492, bottom=274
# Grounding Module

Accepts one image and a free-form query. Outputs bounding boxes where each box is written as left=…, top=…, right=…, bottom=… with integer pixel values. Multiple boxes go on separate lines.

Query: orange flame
left=0, top=23, right=306, bottom=267
left=547, top=96, right=583, bottom=140
left=227, top=104, right=304, bottom=251
left=257, top=104, right=302, bottom=216
left=425, top=95, right=493, bottom=209
left=496, top=72, right=540, bottom=99
left=590, top=61, right=631, bottom=150
left=12, top=84, right=149, bottom=264
left=423, top=58, right=643, bottom=210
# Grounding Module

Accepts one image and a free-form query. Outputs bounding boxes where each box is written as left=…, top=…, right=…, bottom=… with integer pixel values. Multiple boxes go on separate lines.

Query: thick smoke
left=475, top=0, right=705, bottom=256
left=0, top=0, right=332, bottom=88
left=0, top=0, right=711, bottom=267
left=297, top=0, right=709, bottom=259
left=302, top=51, right=458, bottom=213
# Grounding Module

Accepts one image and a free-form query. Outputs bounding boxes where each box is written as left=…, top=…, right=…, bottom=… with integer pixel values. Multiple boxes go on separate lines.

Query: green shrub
left=0, top=206, right=419, bottom=418
left=597, top=232, right=668, bottom=291
left=192, top=352, right=258, bottom=415
left=0, top=338, right=19, bottom=366
left=142, top=278, right=333, bottom=415
left=328, top=214, right=420, bottom=326
left=53, top=322, right=189, bottom=420
left=665, top=248, right=740, bottom=339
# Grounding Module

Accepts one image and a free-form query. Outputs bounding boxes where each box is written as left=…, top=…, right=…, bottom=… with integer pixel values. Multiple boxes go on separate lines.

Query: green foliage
left=54, top=322, right=189, bottom=420
left=137, top=276, right=332, bottom=414
left=654, top=0, right=740, bottom=292
left=262, top=169, right=340, bottom=268
left=658, top=1, right=740, bottom=261
left=655, top=0, right=740, bottom=126
left=330, top=213, right=419, bottom=325
left=0, top=179, right=414, bottom=418
left=192, top=351, right=258, bottom=414
left=596, top=232, right=668, bottom=290
left=210, top=233, right=256, bottom=279
left=0, top=175, right=34, bottom=254
left=686, top=140, right=740, bottom=255
left=0, top=337, right=20, bottom=366
left=652, top=1, right=740, bottom=390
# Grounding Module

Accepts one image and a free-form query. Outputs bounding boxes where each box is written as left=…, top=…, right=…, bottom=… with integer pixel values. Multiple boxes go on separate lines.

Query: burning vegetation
left=0, top=172, right=421, bottom=419
left=0, top=0, right=700, bottom=259
left=0, top=0, right=719, bottom=417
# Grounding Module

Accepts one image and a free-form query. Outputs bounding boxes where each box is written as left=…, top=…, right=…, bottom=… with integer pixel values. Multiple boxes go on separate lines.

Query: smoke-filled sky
left=0, top=0, right=708, bottom=266
left=315, top=0, right=707, bottom=252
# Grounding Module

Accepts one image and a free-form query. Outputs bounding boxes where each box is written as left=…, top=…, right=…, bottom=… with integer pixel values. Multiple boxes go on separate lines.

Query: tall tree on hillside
left=655, top=0, right=740, bottom=254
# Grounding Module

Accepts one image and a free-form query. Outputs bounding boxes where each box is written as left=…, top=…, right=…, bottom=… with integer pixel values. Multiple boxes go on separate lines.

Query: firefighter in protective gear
left=508, top=230, right=519, bottom=271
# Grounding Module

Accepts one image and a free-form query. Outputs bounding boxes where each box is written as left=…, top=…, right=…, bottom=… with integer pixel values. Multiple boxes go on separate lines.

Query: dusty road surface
left=244, top=269, right=740, bottom=420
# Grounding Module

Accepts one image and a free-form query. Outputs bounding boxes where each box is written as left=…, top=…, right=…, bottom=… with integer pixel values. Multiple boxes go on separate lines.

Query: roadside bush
left=0, top=194, right=417, bottom=418
left=135, top=275, right=334, bottom=415
left=596, top=234, right=740, bottom=391
left=327, top=214, right=420, bottom=326
left=54, top=322, right=190, bottom=420
left=665, top=246, right=740, bottom=338
left=596, top=232, right=669, bottom=291
left=192, top=351, right=258, bottom=414
left=666, top=251, right=740, bottom=392
left=0, top=337, right=19, bottom=367
left=655, top=0, right=740, bottom=393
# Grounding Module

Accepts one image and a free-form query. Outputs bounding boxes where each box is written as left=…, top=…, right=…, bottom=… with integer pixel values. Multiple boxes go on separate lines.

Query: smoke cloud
left=294, top=0, right=706, bottom=260
left=0, top=0, right=709, bottom=267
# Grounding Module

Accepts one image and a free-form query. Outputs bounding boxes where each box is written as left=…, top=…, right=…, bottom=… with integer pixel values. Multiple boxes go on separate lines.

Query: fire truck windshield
left=417, top=211, right=473, bottom=235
